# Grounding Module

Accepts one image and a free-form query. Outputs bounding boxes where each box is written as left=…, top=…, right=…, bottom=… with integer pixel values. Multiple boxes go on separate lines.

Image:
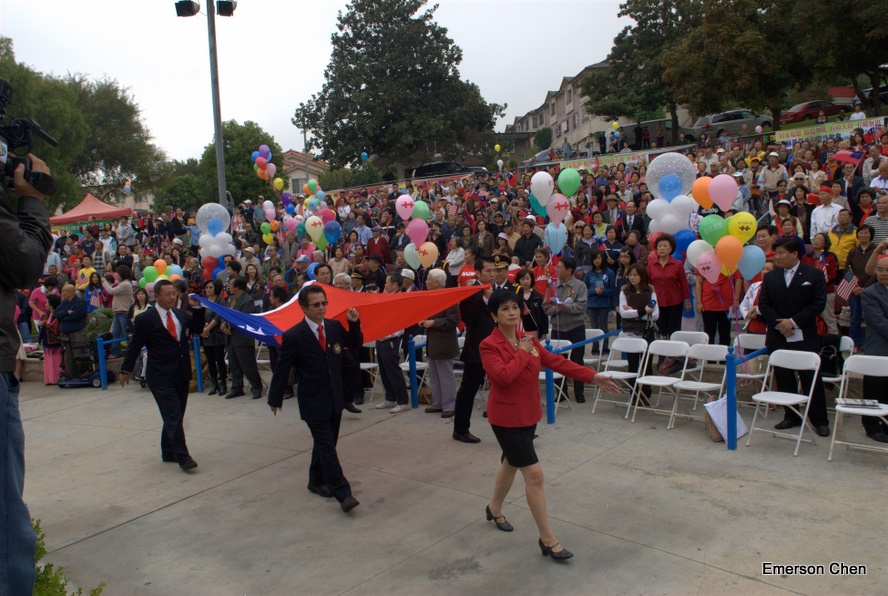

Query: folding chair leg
left=746, top=403, right=762, bottom=447
left=828, top=410, right=843, bottom=462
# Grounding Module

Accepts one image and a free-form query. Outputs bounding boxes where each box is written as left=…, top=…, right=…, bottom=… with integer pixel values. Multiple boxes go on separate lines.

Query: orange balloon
left=302, top=183, right=311, bottom=195
left=258, top=170, right=269, bottom=181
left=270, top=220, right=280, bottom=232
left=715, top=236, right=743, bottom=271
left=168, top=274, right=182, bottom=281
left=154, top=260, right=167, bottom=275
left=692, top=177, right=713, bottom=209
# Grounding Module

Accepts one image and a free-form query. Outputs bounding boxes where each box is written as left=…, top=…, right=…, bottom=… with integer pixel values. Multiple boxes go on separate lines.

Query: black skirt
left=490, top=424, right=539, bottom=468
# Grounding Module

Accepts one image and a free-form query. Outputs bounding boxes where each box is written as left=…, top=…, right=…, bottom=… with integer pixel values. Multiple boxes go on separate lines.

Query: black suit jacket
left=618, top=213, right=646, bottom=240
left=228, top=292, right=256, bottom=347
left=459, top=282, right=496, bottom=365
left=839, top=176, right=864, bottom=206
left=758, top=263, right=827, bottom=352
left=120, top=306, right=205, bottom=387
left=267, top=318, right=363, bottom=420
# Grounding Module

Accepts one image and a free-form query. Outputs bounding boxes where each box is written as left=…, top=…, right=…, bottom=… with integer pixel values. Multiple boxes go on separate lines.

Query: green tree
left=534, top=127, right=552, bottom=151
left=293, top=0, right=505, bottom=173
left=197, top=120, right=283, bottom=204
left=318, top=161, right=382, bottom=191
left=152, top=159, right=202, bottom=211
left=580, top=0, right=700, bottom=144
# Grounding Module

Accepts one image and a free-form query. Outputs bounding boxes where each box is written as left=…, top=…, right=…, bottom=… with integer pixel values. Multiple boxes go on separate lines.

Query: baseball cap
left=776, top=200, right=792, bottom=208
left=295, top=255, right=309, bottom=263
left=768, top=152, right=779, bottom=157
left=173, top=238, right=183, bottom=245
left=716, top=148, right=725, bottom=153
left=244, top=246, right=254, bottom=253
left=732, top=171, right=744, bottom=178
left=244, top=199, right=252, bottom=205
left=497, top=232, right=508, bottom=240
left=401, top=268, right=415, bottom=280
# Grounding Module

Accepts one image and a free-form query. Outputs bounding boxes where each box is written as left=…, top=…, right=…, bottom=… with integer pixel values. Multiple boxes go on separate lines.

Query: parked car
left=692, top=109, right=771, bottom=138
left=780, top=100, right=847, bottom=125
left=858, top=86, right=888, bottom=108
left=411, top=161, right=487, bottom=179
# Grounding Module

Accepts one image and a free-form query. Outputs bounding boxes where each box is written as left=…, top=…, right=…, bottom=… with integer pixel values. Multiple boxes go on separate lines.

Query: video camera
left=0, top=79, right=58, bottom=196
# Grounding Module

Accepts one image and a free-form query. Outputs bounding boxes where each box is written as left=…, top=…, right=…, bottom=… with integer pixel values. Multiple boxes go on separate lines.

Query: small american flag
left=836, top=269, right=858, bottom=301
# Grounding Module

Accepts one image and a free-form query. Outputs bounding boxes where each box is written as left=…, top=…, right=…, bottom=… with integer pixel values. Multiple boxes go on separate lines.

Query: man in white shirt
left=810, top=186, right=843, bottom=236
left=849, top=104, right=866, bottom=121
left=870, top=161, right=888, bottom=196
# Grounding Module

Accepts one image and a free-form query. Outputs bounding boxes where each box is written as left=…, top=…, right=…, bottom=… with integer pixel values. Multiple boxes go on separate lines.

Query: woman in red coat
left=479, top=290, right=620, bottom=561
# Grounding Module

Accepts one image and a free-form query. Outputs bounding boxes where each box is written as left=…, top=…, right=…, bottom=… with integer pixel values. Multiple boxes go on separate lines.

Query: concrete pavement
left=20, top=375, right=885, bottom=595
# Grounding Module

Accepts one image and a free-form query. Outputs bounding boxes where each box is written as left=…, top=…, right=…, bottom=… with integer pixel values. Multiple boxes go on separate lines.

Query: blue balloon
left=308, top=199, right=319, bottom=211
left=285, top=204, right=295, bottom=215
left=658, top=174, right=682, bottom=201
left=296, top=222, right=306, bottom=238
left=316, top=189, right=326, bottom=202
left=361, top=152, right=368, bottom=161
left=614, top=131, right=621, bottom=138
left=266, top=152, right=272, bottom=163
left=207, top=217, right=223, bottom=236
left=323, top=220, right=342, bottom=244
left=212, top=265, right=224, bottom=278
left=673, top=229, right=696, bottom=254
left=251, top=151, right=260, bottom=163
left=529, top=193, right=547, bottom=217
left=307, top=262, right=319, bottom=281
left=168, top=265, right=184, bottom=278
left=543, top=222, right=568, bottom=256
left=737, top=245, right=767, bottom=281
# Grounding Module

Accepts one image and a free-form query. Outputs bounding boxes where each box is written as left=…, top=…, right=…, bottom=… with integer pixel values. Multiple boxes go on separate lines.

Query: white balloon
left=646, top=152, right=698, bottom=200
left=669, top=195, right=696, bottom=216
left=214, top=232, right=232, bottom=246
left=659, top=214, right=684, bottom=234
left=207, top=244, right=224, bottom=259
left=686, top=240, right=714, bottom=267
left=222, top=243, right=236, bottom=256
left=195, top=202, right=231, bottom=235
left=530, top=171, right=555, bottom=206
left=648, top=219, right=662, bottom=234
left=646, top=198, right=671, bottom=221
left=198, top=233, right=215, bottom=248
left=263, top=200, right=274, bottom=211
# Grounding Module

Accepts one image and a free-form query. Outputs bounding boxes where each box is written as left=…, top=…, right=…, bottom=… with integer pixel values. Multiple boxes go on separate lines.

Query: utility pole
left=207, top=0, right=227, bottom=207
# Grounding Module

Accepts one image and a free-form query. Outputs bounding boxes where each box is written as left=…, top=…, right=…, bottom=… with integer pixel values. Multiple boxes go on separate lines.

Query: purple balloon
left=259, top=144, right=270, bottom=159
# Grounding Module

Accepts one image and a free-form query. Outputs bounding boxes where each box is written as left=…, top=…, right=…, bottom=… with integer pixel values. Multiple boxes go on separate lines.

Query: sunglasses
left=308, top=301, right=328, bottom=308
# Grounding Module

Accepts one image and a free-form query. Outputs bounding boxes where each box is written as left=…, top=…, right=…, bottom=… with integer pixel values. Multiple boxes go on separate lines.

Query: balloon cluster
left=687, top=211, right=764, bottom=283
left=194, top=203, right=236, bottom=282
left=138, top=258, right=186, bottom=295
left=394, top=193, right=438, bottom=269
left=251, top=144, right=285, bottom=191
left=298, top=178, right=339, bottom=252
left=123, top=180, right=132, bottom=194
left=528, top=169, right=581, bottom=256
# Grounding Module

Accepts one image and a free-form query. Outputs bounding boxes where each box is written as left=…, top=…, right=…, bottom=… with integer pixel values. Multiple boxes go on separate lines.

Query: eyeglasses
left=308, top=301, right=328, bottom=308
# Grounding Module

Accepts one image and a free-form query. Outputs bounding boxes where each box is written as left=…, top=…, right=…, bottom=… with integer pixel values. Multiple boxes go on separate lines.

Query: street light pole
left=206, top=0, right=228, bottom=208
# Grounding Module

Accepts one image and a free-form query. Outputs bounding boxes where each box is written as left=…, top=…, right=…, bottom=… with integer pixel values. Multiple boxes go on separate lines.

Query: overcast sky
left=1, top=0, right=627, bottom=162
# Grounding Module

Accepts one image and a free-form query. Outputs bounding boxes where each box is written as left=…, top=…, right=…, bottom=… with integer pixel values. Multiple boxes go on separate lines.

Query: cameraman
left=1, top=154, right=52, bottom=595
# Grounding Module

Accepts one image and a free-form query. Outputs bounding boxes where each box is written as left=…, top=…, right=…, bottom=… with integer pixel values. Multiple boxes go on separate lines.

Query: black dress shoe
left=207, top=385, right=219, bottom=396
left=225, top=390, right=245, bottom=399
left=774, top=419, right=801, bottom=430
left=539, top=538, right=573, bottom=561
left=179, top=459, right=198, bottom=471
left=344, top=403, right=362, bottom=413
left=252, top=391, right=263, bottom=400
left=282, top=393, right=293, bottom=400
left=866, top=431, right=888, bottom=443
left=575, top=396, right=586, bottom=404
left=453, top=432, right=481, bottom=444
left=815, top=425, right=830, bottom=437
left=486, top=505, right=513, bottom=532
left=425, top=407, right=443, bottom=413
left=354, top=396, right=364, bottom=405
left=307, top=484, right=334, bottom=498
left=162, top=456, right=177, bottom=463
left=340, top=496, right=360, bottom=512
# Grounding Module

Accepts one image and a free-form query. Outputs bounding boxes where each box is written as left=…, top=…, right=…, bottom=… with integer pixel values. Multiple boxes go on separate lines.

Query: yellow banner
left=775, top=117, right=885, bottom=145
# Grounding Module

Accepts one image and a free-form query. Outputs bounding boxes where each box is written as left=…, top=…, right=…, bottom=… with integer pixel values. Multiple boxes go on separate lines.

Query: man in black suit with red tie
left=618, top=200, right=646, bottom=242
left=268, top=284, right=363, bottom=513
left=119, top=280, right=205, bottom=471
left=758, top=237, right=830, bottom=436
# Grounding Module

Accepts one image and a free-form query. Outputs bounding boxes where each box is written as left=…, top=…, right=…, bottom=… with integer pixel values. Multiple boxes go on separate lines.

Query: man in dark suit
left=758, top=237, right=830, bottom=436
left=452, top=255, right=496, bottom=443
left=119, top=280, right=205, bottom=471
left=860, top=258, right=888, bottom=442
left=618, top=200, right=646, bottom=242
left=268, top=284, right=363, bottom=513
left=602, top=195, right=626, bottom=226
left=838, top=162, right=865, bottom=206
left=223, top=276, right=263, bottom=399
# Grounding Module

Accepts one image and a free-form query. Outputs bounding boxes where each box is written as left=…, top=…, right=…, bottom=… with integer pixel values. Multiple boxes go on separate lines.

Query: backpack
left=818, top=334, right=844, bottom=377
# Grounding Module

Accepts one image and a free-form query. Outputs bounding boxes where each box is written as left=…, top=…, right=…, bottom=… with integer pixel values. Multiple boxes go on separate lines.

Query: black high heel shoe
left=485, top=505, right=513, bottom=532
left=538, top=538, right=573, bottom=560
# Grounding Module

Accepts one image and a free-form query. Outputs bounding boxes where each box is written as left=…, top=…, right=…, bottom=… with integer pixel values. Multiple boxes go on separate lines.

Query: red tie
left=317, top=324, right=325, bottom=349
left=166, top=311, right=177, bottom=340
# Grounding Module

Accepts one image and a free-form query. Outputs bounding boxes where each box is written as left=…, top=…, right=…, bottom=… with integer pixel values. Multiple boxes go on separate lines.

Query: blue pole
left=193, top=336, right=204, bottom=393
left=98, top=335, right=108, bottom=390
left=408, top=335, right=418, bottom=409
left=545, top=338, right=555, bottom=424
left=726, top=346, right=737, bottom=450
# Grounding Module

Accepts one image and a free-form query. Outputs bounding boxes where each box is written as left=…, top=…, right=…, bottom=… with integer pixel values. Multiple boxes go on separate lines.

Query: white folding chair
left=256, top=341, right=272, bottom=371
left=746, top=350, right=821, bottom=456
left=583, top=328, right=606, bottom=368
left=670, top=343, right=729, bottom=429
left=828, top=355, right=888, bottom=461
left=540, top=339, right=574, bottom=413
left=360, top=341, right=380, bottom=402
left=733, top=333, right=769, bottom=390
left=399, top=334, right=429, bottom=390
left=822, top=336, right=855, bottom=387
left=591, top=337, right=648, bottom=416
left=670, top=331, right=709, bottom=376
left=630, top=340, right=691, bottom=423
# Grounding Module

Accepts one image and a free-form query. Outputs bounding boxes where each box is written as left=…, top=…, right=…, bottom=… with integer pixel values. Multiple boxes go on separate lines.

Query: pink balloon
left=406, top=218, right=429, bottom=247
left=546, top=193, right=571, bottom=226
left=265, top=208, right=275, bottom=222
left=285, top=218, right=297, bottom=232
left=708, top=174, right=738, bottom=212
left=696, top=252, right=722, bottom=285
left=266, top=163, right=277, bottom=178
left=320, top=208, right=336, bottom=224
left=396, top=195, right=415, bottom=220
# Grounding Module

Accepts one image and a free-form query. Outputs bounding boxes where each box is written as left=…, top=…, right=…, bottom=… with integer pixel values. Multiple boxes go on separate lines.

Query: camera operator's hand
left=13, top=153, right=50, bottom=200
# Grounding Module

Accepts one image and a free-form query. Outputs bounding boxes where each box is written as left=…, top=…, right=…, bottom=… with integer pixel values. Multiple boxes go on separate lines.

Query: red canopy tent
left=49, top=193, right=133, bottom=226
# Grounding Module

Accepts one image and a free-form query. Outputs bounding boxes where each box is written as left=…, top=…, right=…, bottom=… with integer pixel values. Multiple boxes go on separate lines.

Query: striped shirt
left=863, top=213, right=888, bottom=244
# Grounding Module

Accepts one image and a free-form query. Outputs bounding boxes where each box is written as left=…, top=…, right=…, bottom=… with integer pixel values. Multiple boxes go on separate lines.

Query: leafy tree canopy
left=534, top=127, right=552, bottom=151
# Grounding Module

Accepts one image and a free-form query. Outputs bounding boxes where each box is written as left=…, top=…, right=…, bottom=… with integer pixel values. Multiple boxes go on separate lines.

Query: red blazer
left=480, top=326, right=595, bottom=428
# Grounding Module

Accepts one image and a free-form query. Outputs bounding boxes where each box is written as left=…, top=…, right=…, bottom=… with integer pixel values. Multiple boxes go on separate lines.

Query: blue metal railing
left=97, top=335, right=204, bottom=393
left=407, top=335, right=428, bottom=409
left=725, top=345, right=768, bottom=450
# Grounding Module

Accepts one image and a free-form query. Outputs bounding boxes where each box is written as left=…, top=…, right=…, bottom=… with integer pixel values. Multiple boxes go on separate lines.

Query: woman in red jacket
left=480, top=290, right=620, bottom=561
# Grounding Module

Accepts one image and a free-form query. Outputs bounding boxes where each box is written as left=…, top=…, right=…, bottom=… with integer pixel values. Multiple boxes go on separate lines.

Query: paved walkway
left=20, top=375, right=884, bottom=595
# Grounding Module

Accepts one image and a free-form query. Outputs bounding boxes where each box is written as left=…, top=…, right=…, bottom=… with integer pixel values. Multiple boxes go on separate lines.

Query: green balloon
left=143, top=266, right=158, bottom=282
left=699, top=214, right=728, bottom=246
left=260, top=222, right=271, bottom=234
left=412, top=200, right=430, bottom=221
left=307, top=179, right=318, bottom=193
left=529, top=193, right=547, bottom=217
left=296, top=222, right=306, bottom=238
left=139, top=276, right=148, bottom=289
left=558, top=168, right=581, bottom=197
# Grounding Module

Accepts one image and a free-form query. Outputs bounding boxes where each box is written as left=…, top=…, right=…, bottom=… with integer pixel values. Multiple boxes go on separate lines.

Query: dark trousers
left=203, top=344, right=227, bottom=385
left=587, top=308, right=611, bottom=352
left=342, top=349, right=361, bottom=404
left=305, top=412, right=352, bottom=502
left=657, top=304, right=683, bottom=339
left=551, top=325, right=586, bottom=399
left=861, top=375, right=888, bottom=434
left=151, top=380, right=191, bottom=463
left=454, top=362, right=486, bottom=434
left=228, top=343, right=262, bottom=394
left=702, top=310, right=731, bottom=346
left=774, top=364, right=828, bottom=427
left=376, top=337, right=408, bottom=405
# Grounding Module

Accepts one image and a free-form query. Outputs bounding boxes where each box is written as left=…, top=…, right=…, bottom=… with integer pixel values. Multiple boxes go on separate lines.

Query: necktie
left=318, top=324, right=325, bottom=349
left=166, top=311, right=177, bottom=340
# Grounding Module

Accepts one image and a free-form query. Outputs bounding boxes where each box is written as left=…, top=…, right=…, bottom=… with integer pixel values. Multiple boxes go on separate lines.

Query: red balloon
left=256, top=156, right=267, bottom=170
left=202, top=256, right=218, bottom=270
left=202, top=269, right=213, bottom=281
left=648, top=231, right=663, bottom=250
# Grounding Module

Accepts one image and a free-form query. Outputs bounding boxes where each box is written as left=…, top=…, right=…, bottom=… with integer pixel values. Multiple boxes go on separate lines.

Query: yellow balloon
left=273, top=177, right=284, bottom=191
left=494, top=144, right=501, bottom=153
left=418, top=241, right=439, bottom=268
left=305, top=215, right=324, bottom=241
left=612, top=121, right=619, bottom=130
left=263, top=233, right=273, bottom=244
left=727, top=211, right=757, bottom=243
